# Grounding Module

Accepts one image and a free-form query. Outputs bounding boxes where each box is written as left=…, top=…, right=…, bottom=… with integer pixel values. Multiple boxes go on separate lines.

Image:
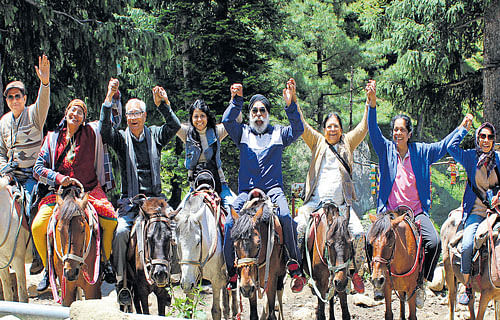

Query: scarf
left=125, top=126, right=160, bottom=198
left=476, top=122, right=497, bottom=175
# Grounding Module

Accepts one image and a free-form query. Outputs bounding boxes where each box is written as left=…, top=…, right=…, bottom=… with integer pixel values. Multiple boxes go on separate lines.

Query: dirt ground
left=23, top=264, right=498, bottom=319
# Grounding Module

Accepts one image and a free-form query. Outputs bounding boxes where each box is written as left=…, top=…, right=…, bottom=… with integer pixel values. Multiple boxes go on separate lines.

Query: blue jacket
left=185, top=127, right=222, bottom=170
left=368, top=106, right=459, bottom=215
left=222, top=96, right=304, bottom=193
left=447, top=126, right=500, bottom=221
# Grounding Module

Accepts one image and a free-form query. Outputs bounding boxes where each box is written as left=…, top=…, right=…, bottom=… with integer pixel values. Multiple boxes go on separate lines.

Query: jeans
left=460, top=213, right=484, bottom=275
left=111, top=201, right=138, bottom=279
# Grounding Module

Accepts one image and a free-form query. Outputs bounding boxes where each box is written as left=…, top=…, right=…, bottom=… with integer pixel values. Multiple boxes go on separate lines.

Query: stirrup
left=118, top=287, right=133, bottom=306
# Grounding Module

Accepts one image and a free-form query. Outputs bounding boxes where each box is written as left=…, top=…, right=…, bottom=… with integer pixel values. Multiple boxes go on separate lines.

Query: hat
left=3, top=81, right=26, bottom=97
left=66, top=99, right=88, bottom=119
left=248, top=94, right=270, bottom=112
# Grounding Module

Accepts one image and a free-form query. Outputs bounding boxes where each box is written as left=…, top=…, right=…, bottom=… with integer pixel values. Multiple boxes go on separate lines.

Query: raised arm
left=345, top=81, right=373, bottom=151
left=281, top=78, right=304, bottom=147
left=446, top=114, right=474, bottom=166
left=367, top=92, right=390, bottom=157
left=99, top=78, right=124, bottom=152
left=152, top=86, right=182, bottom=146
left=222, top=83, right=244, bottom=144
left=31, top=54, right=51, bottom=130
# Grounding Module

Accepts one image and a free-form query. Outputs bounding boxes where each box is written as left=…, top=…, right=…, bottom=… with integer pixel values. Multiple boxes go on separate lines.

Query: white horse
left=0, top=176, right=32, bottom=302
left=175, top=188, right=237, bottom=320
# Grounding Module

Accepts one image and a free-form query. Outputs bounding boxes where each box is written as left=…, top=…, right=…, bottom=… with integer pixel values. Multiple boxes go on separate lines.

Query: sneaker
left=30, top=257, right=44, bottom=275
left=102, top=261, right=116, bottom=284
left=37, top=270, right=50, bottom=292
left=352, top=272, right=365, bottom=294
left=226, top=274, right=238, bottom=291
left=415, top=285, right=426, bottom=309
left=458, top=287, right=472, bottom=305
left=291, top=274, right=307, bottom=293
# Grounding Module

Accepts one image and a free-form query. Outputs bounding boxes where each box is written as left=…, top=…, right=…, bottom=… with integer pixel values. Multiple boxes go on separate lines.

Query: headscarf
left=248, top=94, right=270, bottom=112
left=66, top=99, right=88, bottom=121
left=476, top=122, right=496, bottom=175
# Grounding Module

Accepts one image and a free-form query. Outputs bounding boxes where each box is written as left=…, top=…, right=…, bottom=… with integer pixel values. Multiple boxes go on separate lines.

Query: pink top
left=386, top=152, right=423, bottom=216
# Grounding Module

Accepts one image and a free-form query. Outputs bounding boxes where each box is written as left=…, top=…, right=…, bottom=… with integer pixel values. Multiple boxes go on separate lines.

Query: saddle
left=192, top=189, right=227, bottom=236
left=246, top=189, right=283, bottom=245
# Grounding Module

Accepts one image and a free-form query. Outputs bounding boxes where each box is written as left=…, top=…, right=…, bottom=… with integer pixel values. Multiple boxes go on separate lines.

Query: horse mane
left=231, top=201, right=273, bottom=241
left=327, top=214, right=350, bottom=243
left=367, top=212, right=392, bottom=243
left=59, top=187, right=84, bottom=221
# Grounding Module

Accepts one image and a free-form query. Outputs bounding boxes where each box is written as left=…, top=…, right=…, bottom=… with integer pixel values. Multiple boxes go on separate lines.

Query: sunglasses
left=479, top=133, right=495, bottom=141
left=6, top=93, right=23, bottom=101
left=251, top=107, right=267, bottom=114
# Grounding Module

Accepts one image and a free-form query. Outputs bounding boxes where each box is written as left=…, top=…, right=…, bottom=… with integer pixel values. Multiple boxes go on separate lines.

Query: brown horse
left=231, top=190, right=286, bottom=320
left=303, top=202, right=352, bottom=320
left=366, top=207, right=424, bottom=320
left=441, top=207, right=500, bottom=320
left=126, top=195, right=174, bottom=316
left=49, top=184, right=101, bottom=306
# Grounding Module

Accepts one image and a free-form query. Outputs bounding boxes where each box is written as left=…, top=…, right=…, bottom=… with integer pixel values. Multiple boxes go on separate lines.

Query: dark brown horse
left=303, top=202, right=352, bottom=320
left=49, top=184, right=101, bottom=306
left=366, top=207, right=424, bottom=320
left=441, top=207, right=500, bottom=320
left=126, top=195, right=175, bottom=316
left=231, top=190, right=286, bottom=320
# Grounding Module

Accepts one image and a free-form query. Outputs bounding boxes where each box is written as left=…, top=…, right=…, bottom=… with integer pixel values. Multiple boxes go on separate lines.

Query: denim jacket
left=184, top=127, right=222, bottom=171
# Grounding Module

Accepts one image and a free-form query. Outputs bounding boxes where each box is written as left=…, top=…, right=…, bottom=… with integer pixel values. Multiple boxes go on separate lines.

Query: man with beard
left=222, top=79, right=307, bottom=292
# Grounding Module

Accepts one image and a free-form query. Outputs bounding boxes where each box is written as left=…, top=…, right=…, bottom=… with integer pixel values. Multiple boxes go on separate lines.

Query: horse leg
left=155, top=286, right=171, bottom=316
left=408, top=291, right=417, bottom=320
left=12, top=256, right=27, bottom=302
left=383, top=282, right=393, bottom=320
left=399, top=291, right=406, bottom=320
left=443, top=262, right=456, bottom=320
left=337, top=290, right=350, bottom=320
left=231, top=288, right=239, bottom=319
left=265, top=278, right=279, bottom=320
left=277, top=275, right=285, bottom=320
left=476, top=291, right=493, bottom=320
left=62, top=283, right=77, bottom=307
left=132, top=283, right=143, bottom=314
left=249, top=292, right=258, bottom=320
left=0, top=268, right=14, bottom=301
left=222, top=285, right=230, bottom=320
left=211, top=280, right=223, bottom=320
left=138, top=284, right=150, bottom=315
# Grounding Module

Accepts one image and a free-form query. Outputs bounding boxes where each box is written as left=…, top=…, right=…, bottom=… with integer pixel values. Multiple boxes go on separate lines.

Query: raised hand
left=460, top=113, right=473, bottom=130
left=283, top=78, right=297, bottom=107
left=105, top=78, right=120, bottom=103
left=152, top=86, right=170, bottom=107
left=35, top=54, right=50, bottom=86
left=365, top=80, right=376, bottom=108
left=230, top=83, right=243, bottom=100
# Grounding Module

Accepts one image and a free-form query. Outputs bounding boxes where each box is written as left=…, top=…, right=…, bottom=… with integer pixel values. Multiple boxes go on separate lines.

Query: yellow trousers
left=32, top=204, right=117, bottom=268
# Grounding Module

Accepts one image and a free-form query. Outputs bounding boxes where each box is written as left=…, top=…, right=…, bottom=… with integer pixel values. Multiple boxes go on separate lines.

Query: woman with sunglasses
left=32, top=99, right=117, bottom=291
left=447, top=118, right=500, bottom=305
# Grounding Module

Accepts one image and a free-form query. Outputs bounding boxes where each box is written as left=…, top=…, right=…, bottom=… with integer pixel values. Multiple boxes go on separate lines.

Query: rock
left=70, top=300, right=131, bottom=320
left=27, top=284, right=39, bottom=298
left=292, top=307, right=314, bottom=320
left=428, top=266, right=445, bottom=292
left=350, top=293, right=384, bottom=307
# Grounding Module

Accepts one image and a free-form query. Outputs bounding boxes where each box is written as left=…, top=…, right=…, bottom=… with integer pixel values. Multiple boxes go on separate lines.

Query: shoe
left=415, top=284, right=426, bottom=309
left=30, top=257, right=44, bottom=275
left=102, top=261, right=116, bottom=284
left=37, top=270, right=50, bottom=292
left=458, top=287, right=472, bottom=305
left=291, top=274, right=307, bottom=293
left=352, top=272, right=365, bottom=294
left=226, top=274, right=238, bottom=291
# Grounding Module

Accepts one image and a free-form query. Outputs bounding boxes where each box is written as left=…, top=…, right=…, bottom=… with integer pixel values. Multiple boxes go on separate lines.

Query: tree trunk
left=483, top=0, right=500, bottom=142
left=180, top=14, right=190, bottom=108
left=317, top=50, right=324, bottom=125
left=0, top=53, right=4, bottom=116
left=416, top=110, right=425, bottom=140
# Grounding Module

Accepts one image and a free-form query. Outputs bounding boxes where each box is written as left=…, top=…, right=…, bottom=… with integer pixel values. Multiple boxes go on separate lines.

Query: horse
left=175, top=185, right=236, bottom=320
left=231, top=189, right=286, bottom=320
left=126, top=195, right=174, bottom=316
left=303, top=201, right=352, bottom=320
left=366, top=207, right=424, bottom=320
left=0, top=176, right=32, bottom=302
left=48, top=184, right=101, bottom=306
left=441, top=207, right=500, bottom=320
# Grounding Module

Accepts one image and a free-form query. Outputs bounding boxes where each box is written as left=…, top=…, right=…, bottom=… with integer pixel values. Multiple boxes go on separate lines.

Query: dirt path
left=24, top=264, right=498, bottom=319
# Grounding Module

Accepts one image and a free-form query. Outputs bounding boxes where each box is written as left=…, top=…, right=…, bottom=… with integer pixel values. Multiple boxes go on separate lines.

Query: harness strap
left=263, top=206, right=275, bottom=294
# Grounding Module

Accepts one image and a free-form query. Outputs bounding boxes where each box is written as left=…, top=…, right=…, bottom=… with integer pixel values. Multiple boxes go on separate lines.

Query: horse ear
left=252, top=206, right=264, bottom=223
left=168, top=208, right=180, bottom=220
left=369, top=214, right=377, bottom=223
left=391, top=214, right=406, bottom=228
left=76, top=192, right=89, bottom=209
left=56, top=194, right=64, bottom=207
left=231, top=207, right=239, bottom=221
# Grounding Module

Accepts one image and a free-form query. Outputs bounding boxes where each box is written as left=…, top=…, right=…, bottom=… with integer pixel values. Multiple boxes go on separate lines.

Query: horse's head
left=135, top=195, right=176, bottom=287
left=231, top=196, right=272, bottom=298
left=324, top=202, right=352, bottom=292
left=366, top=209, right=406, bottom=300
left=55, top=184, right=89, bottom=282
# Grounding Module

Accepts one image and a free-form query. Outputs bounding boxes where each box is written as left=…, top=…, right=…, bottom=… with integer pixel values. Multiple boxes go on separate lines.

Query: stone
left=428, top=266, right=445, bottom=292
left=350, top=293, right=384, bottom=307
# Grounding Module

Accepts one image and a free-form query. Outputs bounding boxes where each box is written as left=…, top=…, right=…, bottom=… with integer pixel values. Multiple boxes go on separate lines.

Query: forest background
left=1, top=0, right=499, bottom=224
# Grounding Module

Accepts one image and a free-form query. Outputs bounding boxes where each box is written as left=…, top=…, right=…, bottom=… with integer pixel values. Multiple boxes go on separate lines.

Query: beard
left=249, top=114, right=269, bottom=134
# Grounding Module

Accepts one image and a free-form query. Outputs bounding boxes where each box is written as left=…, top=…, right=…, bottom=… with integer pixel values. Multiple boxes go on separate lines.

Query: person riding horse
left=447, top=118, right=500, bottom=305
left=166, top=97, right=237, bottom=212
left=99, top=79, right=181, bottom=304
left=367, top=88, right=464, bottom=308
left=295, top=79, right=374, bottom=294
left=32, top=99, right=117, bottom=291
left=0, top=55, right=51, bottom=274
left=222, top=80, right=307, bottom=293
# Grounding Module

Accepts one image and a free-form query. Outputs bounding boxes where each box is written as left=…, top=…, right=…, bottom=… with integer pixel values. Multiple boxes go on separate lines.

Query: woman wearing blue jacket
left=447, top=119, right=499, bottom=305
left=368, top=92, right=463, bottom=309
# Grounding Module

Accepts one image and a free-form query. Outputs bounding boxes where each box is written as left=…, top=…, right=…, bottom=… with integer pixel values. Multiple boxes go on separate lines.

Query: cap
left=3, top=81, right=26, bottom=97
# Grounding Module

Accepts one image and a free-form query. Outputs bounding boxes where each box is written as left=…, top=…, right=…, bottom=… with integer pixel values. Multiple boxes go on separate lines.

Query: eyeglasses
left=251, top=107, right=267, bottom=114
left=6, top=93, right=23, bottom=101
left=126, top=111, right=144, bottom=118
left=479, top=133, right=495, bottom=141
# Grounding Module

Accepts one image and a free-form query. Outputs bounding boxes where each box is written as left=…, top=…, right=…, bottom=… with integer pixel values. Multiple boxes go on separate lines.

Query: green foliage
left=167, top=284, right=206, bottom=319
